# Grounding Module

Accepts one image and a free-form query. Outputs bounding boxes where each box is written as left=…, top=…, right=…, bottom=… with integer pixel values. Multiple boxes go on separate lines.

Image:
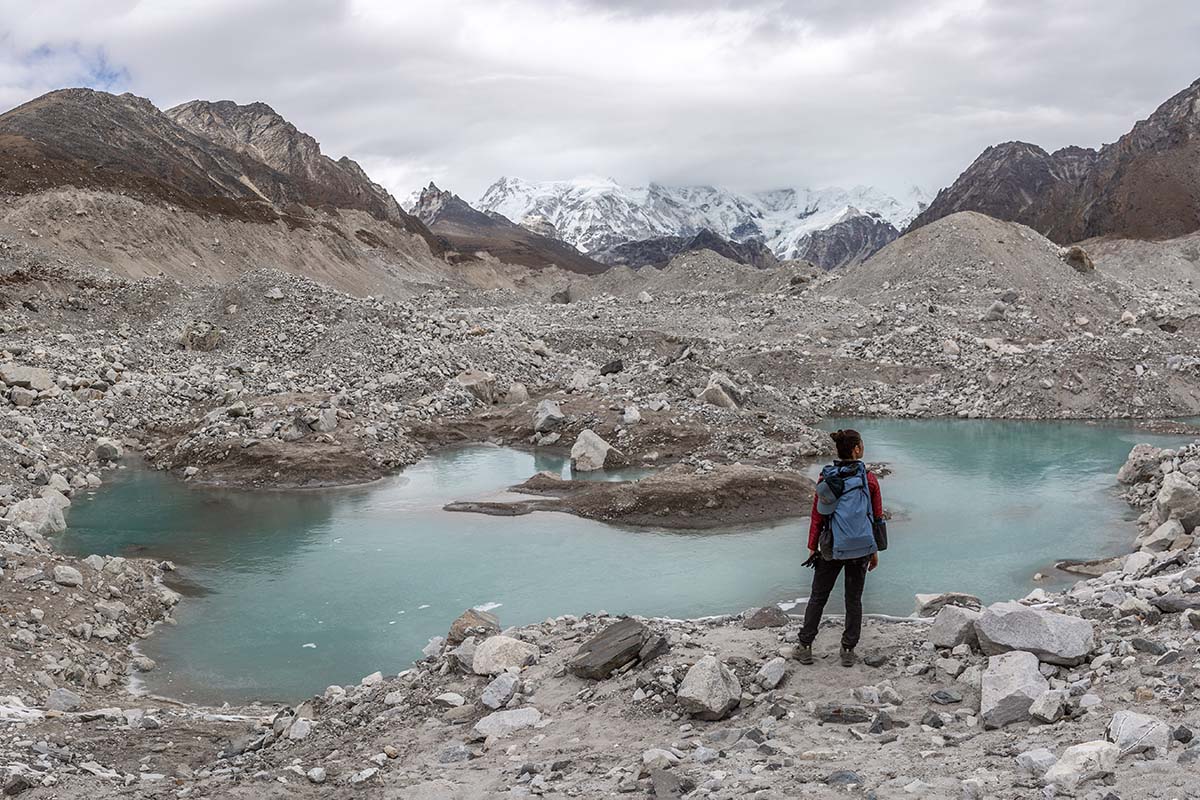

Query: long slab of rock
left=569, top=618, right=650, bottom=680
left=1149, top=593, right=1200, bottom=613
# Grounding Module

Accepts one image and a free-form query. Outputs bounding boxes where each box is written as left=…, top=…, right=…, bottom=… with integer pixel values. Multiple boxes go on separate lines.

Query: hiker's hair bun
left=830, top=428, right=863, bottom=459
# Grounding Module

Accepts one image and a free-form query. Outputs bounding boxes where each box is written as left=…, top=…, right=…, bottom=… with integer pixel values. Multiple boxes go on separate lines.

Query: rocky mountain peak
left=911, top=75, right=1200, bottom=242
left=412, top=182, right=453, bottom=223
left=165, top=98, right=405, bottom=224
left=166, top=99, right=318, bottom=174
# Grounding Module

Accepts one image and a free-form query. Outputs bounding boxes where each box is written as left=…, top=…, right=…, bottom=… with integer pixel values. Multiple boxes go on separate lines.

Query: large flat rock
left=974, top=601, right=1094, bottom=665
left=569, top=618, right=649, bottom=680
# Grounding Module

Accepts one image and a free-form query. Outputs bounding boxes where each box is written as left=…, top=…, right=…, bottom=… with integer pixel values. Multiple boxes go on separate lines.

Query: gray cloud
left=0, top=0, right=1198, bottom=201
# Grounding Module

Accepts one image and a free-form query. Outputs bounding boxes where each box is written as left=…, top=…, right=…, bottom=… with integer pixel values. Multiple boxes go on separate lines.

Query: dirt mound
left=571, top=249, right=816, bottom=300
left=447, top=463, right=815, bottom=529
left=832, top=211, right=1124, bottom=330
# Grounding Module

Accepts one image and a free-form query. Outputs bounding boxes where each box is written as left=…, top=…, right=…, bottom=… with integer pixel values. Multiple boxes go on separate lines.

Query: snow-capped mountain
left=475, top=176, right=930, bottom=261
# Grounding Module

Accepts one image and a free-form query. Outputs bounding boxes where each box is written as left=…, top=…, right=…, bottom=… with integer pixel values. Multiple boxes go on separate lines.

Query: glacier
left=475, top=176, right=930, bottom=259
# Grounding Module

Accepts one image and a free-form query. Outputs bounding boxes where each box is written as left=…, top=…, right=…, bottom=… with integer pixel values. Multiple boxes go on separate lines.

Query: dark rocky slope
left=910, top=77, right=1200, bottom=243
left=165, top=99, right=413, bottom=229
left=795, top=211, right=899, bottom=269
left=0, top=89, right=434, bottom=245
left=590, top=228, right=779, bottom=270
left=411, top=183, right=608, bottom=275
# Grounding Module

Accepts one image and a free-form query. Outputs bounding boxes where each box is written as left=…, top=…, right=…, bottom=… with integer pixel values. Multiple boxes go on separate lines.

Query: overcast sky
left=1, top=0, right=1199, bottom=202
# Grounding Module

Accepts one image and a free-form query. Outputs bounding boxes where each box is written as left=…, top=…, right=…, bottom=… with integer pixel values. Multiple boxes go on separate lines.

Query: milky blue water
left=58, top=422, right=1191, bottom=704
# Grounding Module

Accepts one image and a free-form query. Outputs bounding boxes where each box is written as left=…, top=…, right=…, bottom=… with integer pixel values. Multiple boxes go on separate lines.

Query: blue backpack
left=818, top=461, right=878, bottom=560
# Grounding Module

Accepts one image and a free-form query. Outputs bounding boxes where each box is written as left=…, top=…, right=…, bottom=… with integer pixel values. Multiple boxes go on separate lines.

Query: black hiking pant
left=798, top=555, right=870, bottom=650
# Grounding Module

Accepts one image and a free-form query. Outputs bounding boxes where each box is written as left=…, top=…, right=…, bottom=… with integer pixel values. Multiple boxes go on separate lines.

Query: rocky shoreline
left=0, top=429, right=1197, bottom=797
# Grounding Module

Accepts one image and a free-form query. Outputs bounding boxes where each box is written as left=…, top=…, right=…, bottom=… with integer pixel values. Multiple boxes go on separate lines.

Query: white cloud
left=0, top=0, right=1198, bottom=201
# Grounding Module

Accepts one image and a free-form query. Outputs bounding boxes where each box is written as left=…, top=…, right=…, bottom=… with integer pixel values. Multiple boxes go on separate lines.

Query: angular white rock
left=472, top=635, right=539, bottom=675
left=472, top=707, right=541, bottom=739
left=980, top=651, right=1049, bottom=729
left=928, top=605, right=981, bottom=649
left=1041, top=741, right=1117, bottom=791
left=677, top=655, right=741, bottom=721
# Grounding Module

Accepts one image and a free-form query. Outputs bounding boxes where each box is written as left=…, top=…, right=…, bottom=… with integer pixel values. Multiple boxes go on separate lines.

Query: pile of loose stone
left=2, top=228, right=1200, bottom=796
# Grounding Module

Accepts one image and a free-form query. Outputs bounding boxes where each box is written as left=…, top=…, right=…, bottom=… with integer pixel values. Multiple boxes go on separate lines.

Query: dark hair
left=831, top=429, right=863, bottom=460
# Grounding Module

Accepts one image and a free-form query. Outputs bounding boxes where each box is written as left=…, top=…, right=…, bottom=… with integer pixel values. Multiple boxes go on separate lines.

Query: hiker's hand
left=868, top=553, right=879, bottom=571
left=808, top=549, right=817, bottom=559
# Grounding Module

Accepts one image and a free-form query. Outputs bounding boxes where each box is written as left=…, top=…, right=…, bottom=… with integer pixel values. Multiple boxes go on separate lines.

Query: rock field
left=1, top=206, right=1200, bottom=798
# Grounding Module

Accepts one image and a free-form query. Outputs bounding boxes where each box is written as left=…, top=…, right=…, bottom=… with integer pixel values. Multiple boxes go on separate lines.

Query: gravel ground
left=1, top=210, right=1199, bottom=797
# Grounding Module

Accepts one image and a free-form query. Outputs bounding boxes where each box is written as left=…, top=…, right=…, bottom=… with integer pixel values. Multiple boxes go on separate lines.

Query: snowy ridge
left=476, top=176, right=930, bottom=258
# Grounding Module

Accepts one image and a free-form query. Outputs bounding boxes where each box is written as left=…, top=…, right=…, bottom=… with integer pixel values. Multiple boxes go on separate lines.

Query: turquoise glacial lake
left=58, top=421, right=1191, bottom=704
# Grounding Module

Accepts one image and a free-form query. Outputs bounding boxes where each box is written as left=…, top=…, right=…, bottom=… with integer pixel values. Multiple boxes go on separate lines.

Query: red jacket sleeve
left=808, top=478, right=823, bottom=550
left=809, top=471, right=883, bottom=551
left=868, top=472, right=883, bottom=518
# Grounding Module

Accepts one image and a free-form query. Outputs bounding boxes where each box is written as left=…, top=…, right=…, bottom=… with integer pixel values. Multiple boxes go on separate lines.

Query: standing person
left=796, top=429, right=882, bottom=667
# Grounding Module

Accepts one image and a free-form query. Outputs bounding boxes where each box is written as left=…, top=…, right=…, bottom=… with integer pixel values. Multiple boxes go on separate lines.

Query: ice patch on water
left=473, top=601, right=502, bottom=612
left=778, top=597, right=809, bottom=611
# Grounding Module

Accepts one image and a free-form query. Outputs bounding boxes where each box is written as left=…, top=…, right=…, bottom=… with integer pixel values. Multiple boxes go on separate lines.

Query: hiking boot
left=795, top=644, right=814, bottom=665
left=840, top=647, right=856, bottom=667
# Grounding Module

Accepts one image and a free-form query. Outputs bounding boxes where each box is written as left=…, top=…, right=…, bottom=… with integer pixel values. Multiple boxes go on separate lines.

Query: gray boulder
left=1150, top=593, right=1200, bottom=613
left=1155, top=472, right=1200, bottom=533
left=46, top=688, right=82, bottom=712
left=1015, top=748, right=1057, bottom=778
left=743, top=606, right=789, bottom=630
left=1041, top=741, right=1117, bottom=791
left=448, top=638, right=477, bottom=673
left=755, top=657, right=787, bottom=690
left=928, top=605, right=981, bottom=649
left=569, top=618, right=650, bottom=680
left=95, top=438, right=123, bottom=462
left=914, top=592, right=981, bottom=618
left=1029, top=689, right=1068, bottom=724
left=472, top=707, right=541, bottom=739
left=974, top=601, right=1094, bottom=665
left=1138, top=519, right=1185, bottom=552
left=448, top=608, right=500, bottom=644
left=980, top=651, right=1049, bottom=729
left=533, top=400, right=565, bottom=433
left=308, top=407, right=338, bottom=433
left=471, top=635, right=539, bottom=675
left=52, top=565, right=83, bottom=587
left=10, top=386, right=36, bottom=406
left=454, top=370, right=496, bottom=405
left=1107, top=710, right=1170, bottom=759
left=677, top=655, right=741, bottom=721
left=0, top=364, right=54, bottom=391
left=481, top=673, right=519, bottom=710
left=5, top=497, right=67, bottom=536
left=1117, top=443, right=1162, bottom=485
left=570, top=429, right=624, bottom=472
left=699, top=373, right=742, bottom=409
